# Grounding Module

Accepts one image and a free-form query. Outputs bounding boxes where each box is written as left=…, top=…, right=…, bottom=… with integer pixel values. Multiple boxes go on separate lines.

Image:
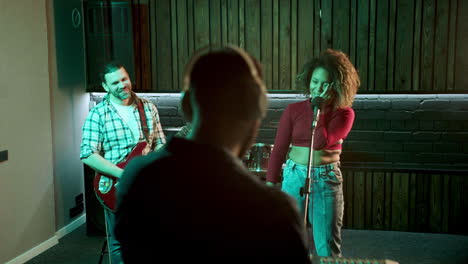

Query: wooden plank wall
left=129, top=0, right=465, bottom=93
left=342, top=170, right=468, bottom=235
left=124, top=0, right=468, bottom=235
left=133, top=0, right=310, bottom=92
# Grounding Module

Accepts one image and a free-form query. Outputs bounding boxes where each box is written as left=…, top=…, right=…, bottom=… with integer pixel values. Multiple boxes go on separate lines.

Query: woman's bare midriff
left=288, top=145, right=341, bottom=166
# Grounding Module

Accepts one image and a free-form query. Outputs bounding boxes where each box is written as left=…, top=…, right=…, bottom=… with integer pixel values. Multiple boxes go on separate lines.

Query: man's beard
left=112, top=88, right=131, bottom=100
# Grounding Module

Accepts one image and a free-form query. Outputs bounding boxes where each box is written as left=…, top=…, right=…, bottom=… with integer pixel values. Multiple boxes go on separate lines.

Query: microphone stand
left=300, top=97, right=322, bottom=254
left=301, top=109, right=319, bottom=224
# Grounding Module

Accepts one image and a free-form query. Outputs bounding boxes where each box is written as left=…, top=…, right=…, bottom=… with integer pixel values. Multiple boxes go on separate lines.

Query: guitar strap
left=135, top=96, right=150, bottom=143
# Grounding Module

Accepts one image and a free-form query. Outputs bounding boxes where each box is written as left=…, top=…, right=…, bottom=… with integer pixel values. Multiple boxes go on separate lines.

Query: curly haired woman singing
left=266, top=49, right=360, bottom=257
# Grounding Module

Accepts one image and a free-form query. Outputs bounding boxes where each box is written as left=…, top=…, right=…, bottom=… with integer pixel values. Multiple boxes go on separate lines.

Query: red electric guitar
left=93, top=141, right=147, bottom=211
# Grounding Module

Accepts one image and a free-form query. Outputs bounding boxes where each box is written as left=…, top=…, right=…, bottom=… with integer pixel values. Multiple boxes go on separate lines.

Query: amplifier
left=311, top=256, right=399, bottom=264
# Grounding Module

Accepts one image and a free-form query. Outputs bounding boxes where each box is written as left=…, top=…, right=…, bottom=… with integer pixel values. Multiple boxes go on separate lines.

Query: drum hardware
left=242, top=143, right=273, bottom=172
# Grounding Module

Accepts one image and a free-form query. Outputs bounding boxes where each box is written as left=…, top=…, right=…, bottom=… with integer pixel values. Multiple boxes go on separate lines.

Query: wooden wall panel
left=412, top=0, right=422, bottom=91
left=372, top=172, right=385, bottom=230
left=170, top=0, right=178, bottom=91
left=279, top=0, right=291, bottom=90
left=176, top=0, right=189, bottom=91
left=353, top=171, right=365, bottom=229
left=313, top=0, right=321, bottom=59
left=296, top=0, right=314, bottom=87
left=290, top=0, right=297, bottom=90
left=227, top=0, right=239, bottom=46
left=133, top=0, right=153, bottom=92
left=209, top=0, right=222, bottom=45
left=365, top=171, right=373, bottom=228
left=193, top=0, right=210, bottom=50
left=220, top=0, right=228, bottom=44
left=245, top=0, right=261, bottom=60
left=375, top=0, right=388, bottom=92
left=320, top=0, right=332, bottom=51
left=331, top=0, right=349, bottom=55
left=442, top=176, right=450, bottom=233
left=132, top=0, right=143, bottom=91
left=152, top=0, right=172, bottom=91
left=394, top=0, right=414, bottom=92
left=339, top=170, right=468, bottom=235
left=429, top=174, right=443, bottom=232
left=387, top=0, right=396, bottom=92
left=421, top=0, right=436, bottom=92
left=187, top=0, right=195, bottom=55
left=261, top=0, right=273, bottom=91
left=383, top=172, right=392, bottom=230
left=238, top=0, right=245, bottom=49
left=123, top=0, right=468, bottom=92
left=356, top=0, right=369, bottom=92
left=391, top=172, right=409, bottom=231
left=454, top=0, right=468, bottom=91
left=446, top=0, right=457, bottom=91
left=449, top=175, right=461, bottom=233
left=272, top=0, right=279, bottom=90
left=449, top=175, right=468, bottom=234
left=367, top=0, right=376, bottom=92
left=415, top=173, right=429, bottom=232
left=348, top=0, right=357, bottom=64
left=408, top=173, right=417, bottom=231
left=433, top=0, right=449, bottom=92
left=139, top=1, right=152, bottom=91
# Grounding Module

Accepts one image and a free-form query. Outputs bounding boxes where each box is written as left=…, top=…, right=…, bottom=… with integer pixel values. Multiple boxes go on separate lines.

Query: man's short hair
left=183, top=45, right=267, bottom=121
left=99, top=61, right=125, bottom=84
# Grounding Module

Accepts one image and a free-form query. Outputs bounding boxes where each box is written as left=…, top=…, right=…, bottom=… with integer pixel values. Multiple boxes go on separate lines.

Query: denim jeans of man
left=281, top=159, right=344, bottom=257
left=104, top=209, right=123, bottom=264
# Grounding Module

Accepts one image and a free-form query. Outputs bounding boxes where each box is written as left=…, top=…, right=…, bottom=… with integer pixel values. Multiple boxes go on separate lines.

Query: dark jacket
left=115, top=137, right=310, bottom=263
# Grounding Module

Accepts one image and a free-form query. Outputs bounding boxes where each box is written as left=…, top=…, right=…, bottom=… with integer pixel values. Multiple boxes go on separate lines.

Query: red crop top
left=266, top=100, right=355, bottom=183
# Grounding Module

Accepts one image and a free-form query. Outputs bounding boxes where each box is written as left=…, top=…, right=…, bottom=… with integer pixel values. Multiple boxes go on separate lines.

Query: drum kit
left=242, top=143, right=274, bottom=181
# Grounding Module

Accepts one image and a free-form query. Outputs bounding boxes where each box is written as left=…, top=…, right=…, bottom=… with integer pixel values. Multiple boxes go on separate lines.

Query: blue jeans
left=281, top=159, right=344, bottom=257
left=104, top=209, right=123, bottom=264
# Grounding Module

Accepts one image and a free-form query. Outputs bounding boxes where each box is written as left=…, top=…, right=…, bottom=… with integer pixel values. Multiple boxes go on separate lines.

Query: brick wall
left=90, top=93, right=468, bottom=172
left=347, top=94, right=468, bottom=171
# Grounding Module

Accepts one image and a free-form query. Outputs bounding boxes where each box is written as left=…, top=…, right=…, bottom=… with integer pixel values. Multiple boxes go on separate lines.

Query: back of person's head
left=181, top=45, right=267, bottom=123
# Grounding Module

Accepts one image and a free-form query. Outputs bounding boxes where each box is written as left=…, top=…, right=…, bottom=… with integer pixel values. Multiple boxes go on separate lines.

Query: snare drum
left=243, top=143, right=274, bottom=172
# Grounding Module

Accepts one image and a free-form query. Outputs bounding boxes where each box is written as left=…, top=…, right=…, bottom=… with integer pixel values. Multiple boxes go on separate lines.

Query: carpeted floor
left=25, top=224, right=468, bottom=264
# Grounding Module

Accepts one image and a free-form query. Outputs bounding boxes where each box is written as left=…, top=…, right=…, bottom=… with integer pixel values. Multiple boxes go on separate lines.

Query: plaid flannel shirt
left=80, top=93, right=166, bottom=164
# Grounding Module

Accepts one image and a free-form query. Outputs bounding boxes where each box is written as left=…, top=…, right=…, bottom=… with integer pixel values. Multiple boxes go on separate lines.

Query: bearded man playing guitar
left=80, top=62, right=166, bottom=264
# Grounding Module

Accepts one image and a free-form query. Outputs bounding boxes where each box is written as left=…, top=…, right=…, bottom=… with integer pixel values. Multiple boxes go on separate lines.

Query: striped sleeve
left=80, top=108, right=103, bottom=159
left=148, top=101, right=166, bottom=146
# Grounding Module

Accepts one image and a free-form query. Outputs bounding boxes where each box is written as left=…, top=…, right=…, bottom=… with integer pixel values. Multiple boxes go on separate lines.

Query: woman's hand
left=319, top=82, right=335, bottom=101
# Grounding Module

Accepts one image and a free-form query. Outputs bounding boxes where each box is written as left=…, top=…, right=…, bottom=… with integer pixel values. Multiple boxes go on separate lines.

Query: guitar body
left=93, top=141, right=148, bottom=211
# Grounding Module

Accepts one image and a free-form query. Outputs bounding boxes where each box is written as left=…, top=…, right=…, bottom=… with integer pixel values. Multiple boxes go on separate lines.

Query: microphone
left=310, top=97, right=323, bottom=128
